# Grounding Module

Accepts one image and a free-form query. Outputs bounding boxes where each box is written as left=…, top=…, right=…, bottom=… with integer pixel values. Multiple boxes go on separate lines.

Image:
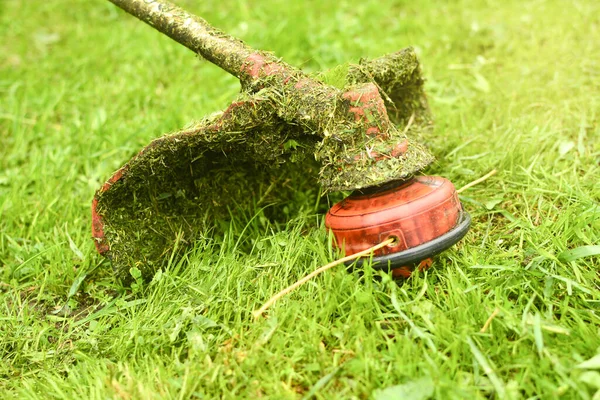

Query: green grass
left=1, top=0, right=599, bottom=398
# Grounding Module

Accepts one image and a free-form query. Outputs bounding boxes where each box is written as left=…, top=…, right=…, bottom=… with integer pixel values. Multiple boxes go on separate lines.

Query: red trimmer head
left=325, top=176, right=470, bottom=278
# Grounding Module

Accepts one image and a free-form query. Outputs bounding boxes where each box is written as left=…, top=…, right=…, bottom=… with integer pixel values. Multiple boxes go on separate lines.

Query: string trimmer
left=93, top=0, right=471, bottom=280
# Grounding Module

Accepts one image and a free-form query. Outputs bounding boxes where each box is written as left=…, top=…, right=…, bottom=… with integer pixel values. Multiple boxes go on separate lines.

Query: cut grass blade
left=301, top=365, right=343, bottom=400
left=466, top=336, right=506, bottom=399
left=558, top=245, right=600, bottom=262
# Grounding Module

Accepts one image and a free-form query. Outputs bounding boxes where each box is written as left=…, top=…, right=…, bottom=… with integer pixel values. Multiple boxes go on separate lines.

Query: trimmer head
left=325, top=176, right=470, bottom=278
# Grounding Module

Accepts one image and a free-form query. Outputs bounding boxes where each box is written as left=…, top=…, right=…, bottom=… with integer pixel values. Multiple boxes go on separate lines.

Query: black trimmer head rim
left=346, top=210, right=471, bottom=270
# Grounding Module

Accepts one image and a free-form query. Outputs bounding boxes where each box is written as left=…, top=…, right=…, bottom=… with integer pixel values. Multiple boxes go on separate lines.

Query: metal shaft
left=107, top=0, right=256, bottom=78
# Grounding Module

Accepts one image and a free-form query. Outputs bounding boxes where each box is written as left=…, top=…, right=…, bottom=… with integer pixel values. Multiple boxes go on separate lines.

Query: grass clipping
left=94, top=48, right=434, bottom=281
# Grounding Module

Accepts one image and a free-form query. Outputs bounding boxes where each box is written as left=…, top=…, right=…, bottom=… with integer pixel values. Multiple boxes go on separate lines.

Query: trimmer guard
left=92, top=48, right=437, bottom=280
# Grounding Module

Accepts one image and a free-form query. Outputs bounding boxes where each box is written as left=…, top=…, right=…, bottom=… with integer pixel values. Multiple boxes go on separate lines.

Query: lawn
left=1, top=0, right=599, bottom=398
